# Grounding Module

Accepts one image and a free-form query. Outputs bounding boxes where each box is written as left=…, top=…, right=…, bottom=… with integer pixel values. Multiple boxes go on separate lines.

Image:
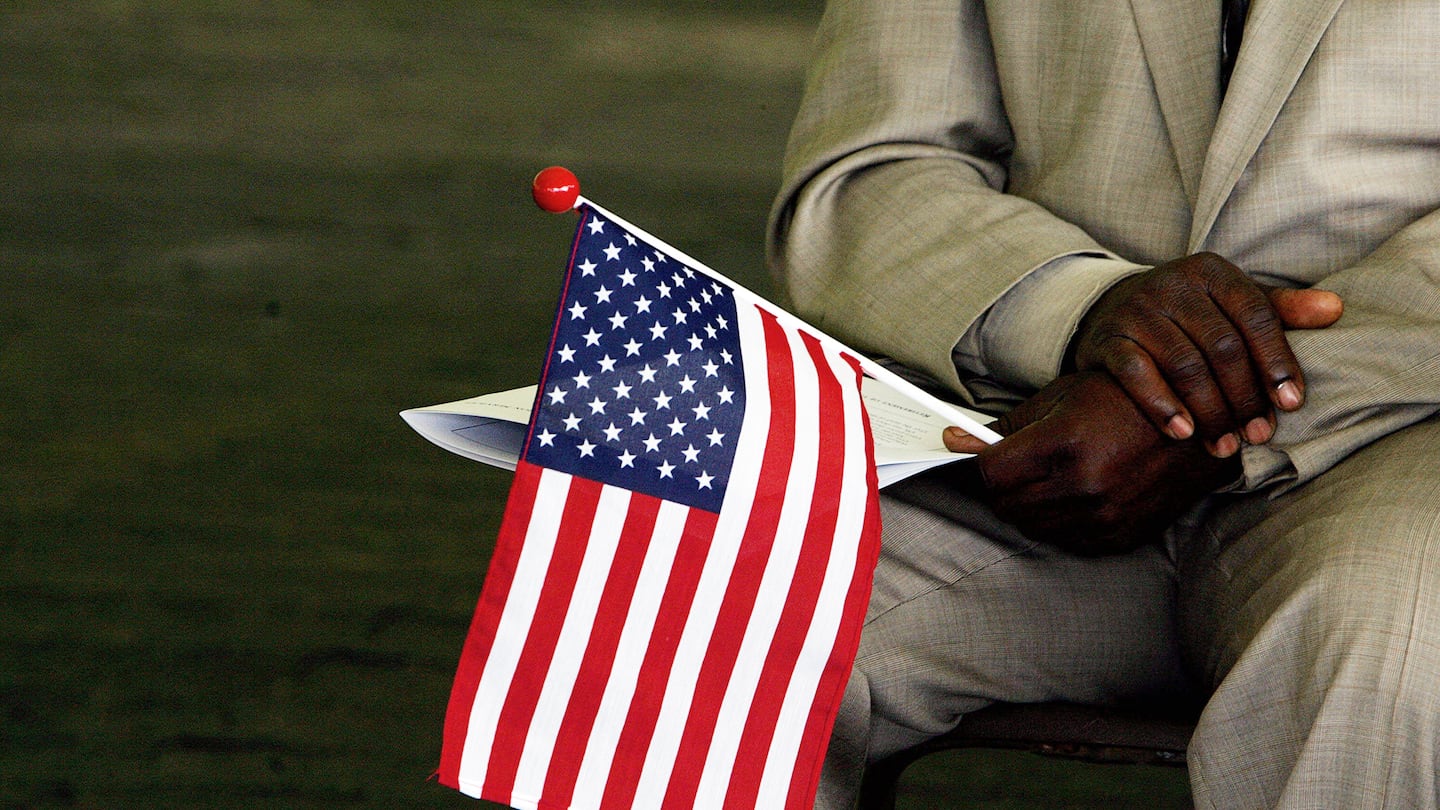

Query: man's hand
left=942, top=371, right=1238, bottom=555
left=1069, top=253, right=1343, bottom=457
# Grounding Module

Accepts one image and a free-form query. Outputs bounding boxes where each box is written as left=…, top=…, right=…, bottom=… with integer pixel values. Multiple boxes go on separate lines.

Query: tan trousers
left=819, top=415, right=1440, bottom=809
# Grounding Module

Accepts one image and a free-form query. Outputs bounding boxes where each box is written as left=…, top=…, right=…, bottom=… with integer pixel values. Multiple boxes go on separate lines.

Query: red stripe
left=723, top=332, right=851, bottom=808
left=438, top=461, right=544, bottom=787
left=785, top=354, right=882, bottom=808
left=661, top=308, right=799, bottom=808
left=598, top=507, right=720, bottom=809
left=537, top=493, right=663, bottom=806
left=481, top=475, right=606, bottom=801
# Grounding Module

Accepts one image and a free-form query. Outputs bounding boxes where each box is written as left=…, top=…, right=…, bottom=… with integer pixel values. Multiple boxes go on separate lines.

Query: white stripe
left=568, top=498, right=691, bottom=810
left=692, top=317, right=823, bottom=805
left=756, top=345, right=874, bottom=806
left=629, top=299, right=775, bottom=808
left=510, top=484, right=634, bottom=801
left=456, top=468, right=573, bottom=799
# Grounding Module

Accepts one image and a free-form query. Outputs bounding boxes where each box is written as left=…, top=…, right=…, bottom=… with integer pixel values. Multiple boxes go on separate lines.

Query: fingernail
left=1244, top=417, right=1273, bottom=445
left=1166, top=414, right=1194, bottom=440
left=1213, top=433, right=1241, bottom=458
left=1276, top=380, right=1303, bottom=410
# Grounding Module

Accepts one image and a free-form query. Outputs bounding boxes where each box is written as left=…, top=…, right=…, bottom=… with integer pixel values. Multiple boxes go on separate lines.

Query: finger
left=1266, top=287, right=1344, bottom=330
left=1206, top=272, right=1308, bottom=412
left=1093, top=335, right=1195, bottom=440
left=1139, top=311, right=1239, bottom=441
left=943, top=426, right=988, bottom=454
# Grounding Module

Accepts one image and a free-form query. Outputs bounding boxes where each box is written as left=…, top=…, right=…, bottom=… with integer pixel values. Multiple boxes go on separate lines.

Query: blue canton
left=524, top=206, right=747, bottom=513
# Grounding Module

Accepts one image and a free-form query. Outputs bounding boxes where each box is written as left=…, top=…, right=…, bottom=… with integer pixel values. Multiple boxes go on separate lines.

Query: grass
left=0, top=2, right=1188, bottom=807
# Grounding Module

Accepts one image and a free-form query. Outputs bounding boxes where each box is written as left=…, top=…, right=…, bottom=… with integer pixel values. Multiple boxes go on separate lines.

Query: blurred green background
left=0, top=2, right=1189, bottom=807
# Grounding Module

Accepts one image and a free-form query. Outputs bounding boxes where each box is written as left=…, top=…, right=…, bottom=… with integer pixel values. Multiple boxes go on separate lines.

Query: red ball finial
left=532, top=166, right=581, bottom=213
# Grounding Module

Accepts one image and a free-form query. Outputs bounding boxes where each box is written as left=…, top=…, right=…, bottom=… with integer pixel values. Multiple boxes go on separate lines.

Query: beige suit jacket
left=769, top=0, right=1440, bottom=493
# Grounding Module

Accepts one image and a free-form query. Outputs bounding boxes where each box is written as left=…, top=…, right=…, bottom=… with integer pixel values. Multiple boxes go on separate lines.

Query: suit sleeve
left=1242, top=209, right=1440, bottom=493
left=766, top=0, right=1124, bottom=402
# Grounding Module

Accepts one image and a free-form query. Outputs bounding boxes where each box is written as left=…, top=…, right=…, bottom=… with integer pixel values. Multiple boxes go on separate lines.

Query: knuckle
left=1206, top=329, right=1246, bottom=362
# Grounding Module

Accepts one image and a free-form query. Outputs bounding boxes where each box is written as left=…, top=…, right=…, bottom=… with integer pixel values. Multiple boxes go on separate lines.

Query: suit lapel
left=1190, top=0, right=1347, bottom=248
left=1129, top=0, right=1222, bottom=208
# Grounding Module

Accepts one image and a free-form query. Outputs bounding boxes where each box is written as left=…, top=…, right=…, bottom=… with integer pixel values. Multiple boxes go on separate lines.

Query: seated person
left=767, top=0, right=1440, bottom=807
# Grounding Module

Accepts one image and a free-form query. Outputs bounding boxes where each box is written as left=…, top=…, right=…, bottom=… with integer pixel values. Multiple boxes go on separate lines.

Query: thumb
left=1265, top=285, right=1344, bottom=329
left=943, top=426, right=989, bottom=455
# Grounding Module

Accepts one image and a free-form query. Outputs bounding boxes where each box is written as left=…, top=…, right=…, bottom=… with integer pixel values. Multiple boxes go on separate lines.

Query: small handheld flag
left=437, top=169, right=883, bottom=809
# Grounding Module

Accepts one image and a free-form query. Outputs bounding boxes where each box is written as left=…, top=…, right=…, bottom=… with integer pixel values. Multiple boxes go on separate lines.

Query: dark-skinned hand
left=942, top=371, right=1239, bottom=556
left=1069, top=252, right=1343, bottom=457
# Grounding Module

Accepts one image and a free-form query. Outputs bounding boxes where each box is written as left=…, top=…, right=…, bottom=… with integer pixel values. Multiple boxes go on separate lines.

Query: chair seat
left=857, top=701, right=1199, bottom=810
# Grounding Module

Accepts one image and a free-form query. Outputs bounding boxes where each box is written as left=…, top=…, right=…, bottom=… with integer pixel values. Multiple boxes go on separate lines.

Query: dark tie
left=1221, top=0, right=1251, bottom=93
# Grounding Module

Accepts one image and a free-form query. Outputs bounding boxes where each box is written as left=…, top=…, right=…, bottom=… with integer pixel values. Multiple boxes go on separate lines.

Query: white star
left=663, top=349, right=682, bottom=367
left=618, top=268, right=637, bottom=286
left=603, top=423, right=623, bottom=442
left=562, top=413, right=582, bottom=431
left=641, top=256, right=655, bottom=272
left=623, top=338, right=643, bottom=357
left=634, top=295, right=653, bottom=314
left=678, top=375, right=697, bottom=393
left=672, top=272, right=686, bottom=288
left=583, top=328, right=603, bottom=346
left=609, top=312, right=628, bottom=330
left=657, top=460, right=676, bottom=479
left=643, top=433, right=662, bottom=452
left=623, top=232, right=637, bottom=246
left=702, top=289, right=713, bottom=304
left=617, top=449, right=637, bottom=468
left=612, top=380, right=632, bottom=399
left=688, top=298, right=702, bottom=313
left=657, top=281, right=672, bottom=298
left=537, top=429, right=556, bottom=447
left=655, top=252, right=668, bottom=265
left=578, top=259, right=598, bottom=276
left=716, top=386, right=735, bottom=404
left=568, top=301, right=587, bottom=320
left=638, top=364, right=658, bottom=383
left=687, top=334, right=704, bottom=351
left=716, top=315, right=729, bottom=330
left=707, top=428, right=725, bottom=447
left=547, top=386, right=567, bottom=404
left=654, top=391, right=673, bottom=410
left=587, top=218, right=606, bottom=234
left=696, top=471, right=714, bottom=490
left=720, top=348, right=734, bottom=364
left=594, top=286, right=613, bottom=304
left=588, top=396, right=607, bottom=415
left=573, top=370, right=591, bottom=389
left=692, top=402, right=711, bottom=420
left=557, top=344, right=577, bottom=363
left=672, top=309, right=688, bottom=325
left=682, top=444, right=701, bottom=463
left=649, top=323, right=668, bottom=341
left=704, top=324, right=718, bottom=339
left=702, top=360, right=719, bottom=377
left=577, top=439, right=596, bottom=457
left=668, top=417, right=687, bottom=436
left=603, top=242, right=623, bottom=261
left=597, top=355, right=617, bottom=373
left=628, top=407, right=647, bottom=425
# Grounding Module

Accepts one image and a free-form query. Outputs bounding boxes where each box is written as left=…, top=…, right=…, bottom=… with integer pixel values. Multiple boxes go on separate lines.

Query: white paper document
left=402, top=377, right=994, bottom=489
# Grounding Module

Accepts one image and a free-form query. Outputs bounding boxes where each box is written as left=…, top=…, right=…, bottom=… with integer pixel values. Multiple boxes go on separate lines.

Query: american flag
left=438, top=201, right=881, bottom=809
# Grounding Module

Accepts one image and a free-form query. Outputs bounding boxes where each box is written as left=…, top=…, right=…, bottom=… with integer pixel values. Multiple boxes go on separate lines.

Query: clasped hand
left=944, top=253, right=1344, bottom=554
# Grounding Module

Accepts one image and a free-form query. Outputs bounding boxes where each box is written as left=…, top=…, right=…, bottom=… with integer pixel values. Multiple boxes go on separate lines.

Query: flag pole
left=528, top=167, right=1001, bottom=445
